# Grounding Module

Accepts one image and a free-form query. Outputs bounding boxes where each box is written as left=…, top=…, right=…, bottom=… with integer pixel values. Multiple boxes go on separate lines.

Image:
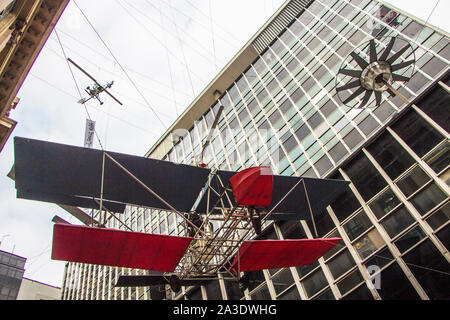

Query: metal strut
left=103, top=152, right=207, bottom=237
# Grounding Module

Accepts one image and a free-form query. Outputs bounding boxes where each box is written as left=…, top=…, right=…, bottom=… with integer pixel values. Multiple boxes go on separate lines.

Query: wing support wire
left=101, top=151, right=207, bottom=238
left=176, top=171, right=257, bottom=279
left=176, top=174, right=323, bottom=279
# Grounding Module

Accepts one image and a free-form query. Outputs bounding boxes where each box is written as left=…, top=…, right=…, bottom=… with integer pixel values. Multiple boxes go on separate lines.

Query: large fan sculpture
left=336, top=36, right=416, bottom=109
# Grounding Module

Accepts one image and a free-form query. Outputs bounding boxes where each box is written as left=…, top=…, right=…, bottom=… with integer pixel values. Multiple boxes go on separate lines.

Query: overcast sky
left=0, top=0, right=448, bottom=288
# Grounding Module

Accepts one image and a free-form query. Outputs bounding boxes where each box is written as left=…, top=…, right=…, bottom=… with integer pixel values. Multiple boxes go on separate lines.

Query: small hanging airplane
left=68, top=58, right=123, bottom=106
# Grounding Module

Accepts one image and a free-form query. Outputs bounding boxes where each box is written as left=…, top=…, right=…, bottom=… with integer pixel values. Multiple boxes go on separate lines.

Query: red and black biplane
left=12, top=136, right=349, bottom=293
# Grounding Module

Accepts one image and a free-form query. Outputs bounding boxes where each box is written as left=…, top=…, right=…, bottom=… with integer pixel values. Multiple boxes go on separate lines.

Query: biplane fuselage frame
left=94, top=152, right=266, bottom=281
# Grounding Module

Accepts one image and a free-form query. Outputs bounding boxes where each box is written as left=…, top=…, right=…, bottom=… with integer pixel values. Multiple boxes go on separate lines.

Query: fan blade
left=379, top=37, right=396, bottom=61
left=386, top=44, right=411, bottom=65
left=357, top=90, right=373, bottom=109
left=391, top=59, right=415, bottom=72
left=339, top=69, right=362, bottom=78
left=369, top=39, right=378, bottom=63
left=104, top=89, right=123, bottom=106
left=342, top=87, right=365, bottom=105
left=392, top=74, right=410, bottom=82
left=336, top=80, right=361, bottom=92
left=375, top=91, right=382, bottom=106
left=350, top=51, right=369, bottom=69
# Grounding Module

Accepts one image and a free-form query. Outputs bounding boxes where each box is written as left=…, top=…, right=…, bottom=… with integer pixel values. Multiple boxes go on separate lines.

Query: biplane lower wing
left=51, top=224, right=193, bottom=272
left=231, top=238, right=342, bottom=272
left=13, top=137, right=211, bottom=213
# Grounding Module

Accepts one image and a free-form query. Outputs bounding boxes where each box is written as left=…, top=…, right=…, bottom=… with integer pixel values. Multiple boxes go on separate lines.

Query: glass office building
left=0, top=250, right=26, bottom=300
left=61, top=0, right=449, bottom=300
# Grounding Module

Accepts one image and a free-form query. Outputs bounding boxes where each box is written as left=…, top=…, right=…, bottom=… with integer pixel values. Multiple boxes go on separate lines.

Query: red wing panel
left=231, top=238, right=342, bottom=272
left=230, top=166, right=274, bottom=208
left=51, top=224, right=192, bottom=272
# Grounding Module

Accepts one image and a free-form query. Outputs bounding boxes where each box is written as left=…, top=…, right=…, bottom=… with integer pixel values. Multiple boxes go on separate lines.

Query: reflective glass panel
left=381, top=206, right=415, bottom=238
left=396, top=166, right=431, bottom=198
left=410, top=183, right=447, bottom=215
left=353, top=229, right=385, bottom=260
left=369, top=188, right=401, bottom=219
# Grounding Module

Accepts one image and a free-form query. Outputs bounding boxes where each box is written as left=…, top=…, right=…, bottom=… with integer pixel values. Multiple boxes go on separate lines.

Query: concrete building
left=0, top=249, right=26, bottom=300
left=0, top=0, right=69, bottom=153
left=0, top=248, right=61, bottom=300
left=17, top=278, right=61, bottom=300
left=62, top=0, right=449, bottom=300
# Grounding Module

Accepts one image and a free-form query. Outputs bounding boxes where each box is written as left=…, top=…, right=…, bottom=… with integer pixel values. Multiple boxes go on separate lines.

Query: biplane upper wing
left=194, top=169, right=350, bottom=220
left=13, top=137, right=211, bottom=213
left=17, top=188, right=126, bottom=213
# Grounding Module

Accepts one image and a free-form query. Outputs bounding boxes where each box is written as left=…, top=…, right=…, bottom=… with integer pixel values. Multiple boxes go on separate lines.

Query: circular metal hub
left=360, top=61, right=393, bottom=92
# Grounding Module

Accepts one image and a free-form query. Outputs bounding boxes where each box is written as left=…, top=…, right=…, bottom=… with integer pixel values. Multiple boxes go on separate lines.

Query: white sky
left=0, top=0, right=448, bottom=288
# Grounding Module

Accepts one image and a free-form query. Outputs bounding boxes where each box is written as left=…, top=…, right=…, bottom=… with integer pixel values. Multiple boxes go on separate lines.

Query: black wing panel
left=268, top=176, right=350, bottom=220
left=14, top=137, right=211, bottom=212
left=195, top=169, right=350, bottom=220
left=17, top=188, right=126, bottom=213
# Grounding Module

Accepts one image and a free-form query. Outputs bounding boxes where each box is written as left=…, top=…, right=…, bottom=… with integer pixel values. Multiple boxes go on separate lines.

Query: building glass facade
left=0, top=250, right=26, bottom=300
left=61, top=0, right=449, bottom=300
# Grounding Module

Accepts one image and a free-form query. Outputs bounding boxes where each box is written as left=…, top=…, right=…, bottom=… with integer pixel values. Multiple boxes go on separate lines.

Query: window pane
left=225, top=281, right=244, bottom=300
left=396, top=166, right=431, bottom=198
left=330, top=187, right=361, bottom=222
left=204, top=280, right=222, bottom=300
left=403, top=239, right=450, bottom=299
left=250, top=284, right=272, bottom=300
left=277, top=221, right=307, bottom=239
left=313, top=209, right=336, bottom=237
left=425, top=203, right=450, bottom=230
left=344, top=153, right=387, bottom=201
left=369, top=188, right=401, bottom=219
left=415, top=84, right=450, bottom=133
left=410, top=183, right=447, bottom=215
left=343, top=210, right=372, bottom=241
left=312, top=288, right=335, bottom=300
left=341, top=283, right=373, bottom=300
left=367, top=132, right=415, bottom=179
left=365, top=248, right=395, bottom=270
left=323, top=229, right=343, bottom=260
left=391, top=110, right=444, bottom=158
left=376, top=263, right=420, bottom=300
left=337, top=269, right=364, bottom=295
left=353, top=229, right=385, bottom=260
left=436, top=224, right=449, bottom=251
left=326, top=250, right=356, bottom=280
left=394, top=226, right=427, bottom=253
left=424, top=142, right=450, bottom=174
left=278, top=285, right=301, bottom=300
left=246, top=270, right=266, bottom=292
left=297, top=261, right=319, bottom=279
left=381, top=207, right=416, bottom=238
left=272, top=269, right=294, bottom=295
left=302, top=269, right=328, bottom=298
